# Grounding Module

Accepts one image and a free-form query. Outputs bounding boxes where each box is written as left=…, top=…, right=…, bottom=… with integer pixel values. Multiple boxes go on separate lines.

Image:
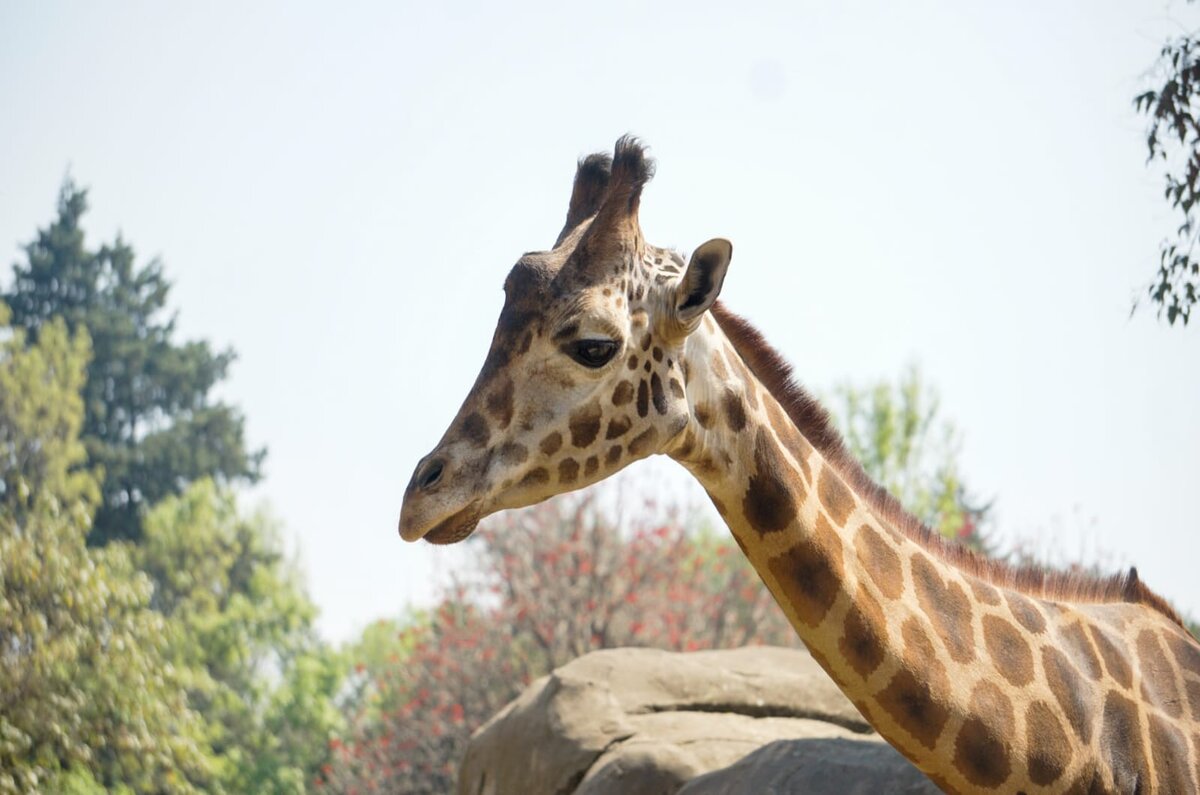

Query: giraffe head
left=399, top=137, right=732, bottom=543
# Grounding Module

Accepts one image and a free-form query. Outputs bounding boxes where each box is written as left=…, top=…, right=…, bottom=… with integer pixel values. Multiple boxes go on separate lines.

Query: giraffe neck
left=665, top=314, right=1200, bottom=793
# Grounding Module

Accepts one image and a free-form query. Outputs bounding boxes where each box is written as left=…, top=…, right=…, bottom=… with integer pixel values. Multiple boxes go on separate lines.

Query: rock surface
left=457, top=646, right=938, bottom=795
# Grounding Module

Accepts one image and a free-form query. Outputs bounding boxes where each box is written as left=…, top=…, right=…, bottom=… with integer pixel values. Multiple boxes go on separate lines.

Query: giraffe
left=399, top=137, right=1200, bottom=793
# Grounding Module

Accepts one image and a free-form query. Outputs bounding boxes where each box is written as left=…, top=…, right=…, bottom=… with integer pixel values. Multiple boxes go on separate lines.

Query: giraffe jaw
left=399, top=499, right=483, bottom=544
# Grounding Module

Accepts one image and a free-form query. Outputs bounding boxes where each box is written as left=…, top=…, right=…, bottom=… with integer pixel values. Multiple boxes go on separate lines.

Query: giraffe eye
left=567, top=339, right=619, bottom=368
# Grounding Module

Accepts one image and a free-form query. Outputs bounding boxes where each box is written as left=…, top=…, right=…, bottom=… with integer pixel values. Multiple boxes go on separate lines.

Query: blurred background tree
left=3, top=181, right=264, bottom=544
left=1135, top=8, right=1200, bottom=326
left=825, top=365, right=992, bottom=553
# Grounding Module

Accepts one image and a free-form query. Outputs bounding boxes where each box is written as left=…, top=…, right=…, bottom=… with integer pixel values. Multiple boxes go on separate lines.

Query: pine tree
left=4, top=180, right=264, bottom=543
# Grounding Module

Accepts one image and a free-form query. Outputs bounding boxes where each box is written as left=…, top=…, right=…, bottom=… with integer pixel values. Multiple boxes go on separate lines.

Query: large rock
left=457, top=646, right=937, bottom=795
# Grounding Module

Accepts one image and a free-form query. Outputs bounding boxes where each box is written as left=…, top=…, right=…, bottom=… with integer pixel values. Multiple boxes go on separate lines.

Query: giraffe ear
left=674, top=238, right=732, bottom=324
left=555, top=153, right=612, bottom=247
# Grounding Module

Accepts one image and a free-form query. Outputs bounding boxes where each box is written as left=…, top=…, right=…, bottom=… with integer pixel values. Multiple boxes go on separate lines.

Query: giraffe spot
left=854, top=525, right=903, bottom=601
left=711, top=351, right=729, bottom=379
left=605, top=444, right=622, bottom=465
left=1136, top=629, right=1183, bottom=718
left=1148, top=712, right=1191, bottom=794
left=652, top=346, right=663, bottom=362
left=839, top=586, right=886, bottom=678
left=694, top=403, right=713, bottom=429
left=497, top=442, right=528, bottom=465
left=764, top=398, right=813, bottom=480
left=875, top=667, right=949, bottom=752
left=461, top=412, right=489, bottom=448
left=584, top=456, right=598, bottom=477
left=816, top=468, right=855, bottom=526
left=640, top=333, right=652, bottom=351
left=643, top=360, right=651, bottom=373
left=968, top=578, right=1002, bottom=606
left=612, top=380, right=634, bottom=406
left=1060, top=622, right=1103, bottom=680
left=539, top=431, right=562, bottom=456
left=636, top=380, right=650, bottom=417
left=668, top=377, right=684, bottom=399
left=1042, top=646, right=1095, bottom=743
left=1004, top=592, right=1047, bottom=634
left=1165, top=628, right=1200, bottom=676
left=650, top=374, right=668, bottom=415
left=982, top=615, right=1034, bottom=686
left=557, top=458, right=579, bottom=484
left=519, top=467, right=549, bottom=488
left=626, top=355, right=638, bottom=370
left=605, top=415, right=632, bottom=439
left=1186, top=678, right=1200, bottom=723
left=911, top=556, right=975, bottom=664
left=1099, top=691, right=1148, bottom=792
left=485, top=378, right=515, bottom=429
left=742, top=428, right=799, bottom=535
left=722, top=389, right=746, bottom=431
left=518, top=330, right=533, bottom=354
left=627, top=427, right=658, bottom=457
left=569, top=402, right=603, bottom=448
left=766, top=524, right=842, bottom=629
left=1026, top=700, right=1072, bottom=785
left=951, top=680, right=1014, bottom=788
left=1088, top=624, right=1132, bottom=689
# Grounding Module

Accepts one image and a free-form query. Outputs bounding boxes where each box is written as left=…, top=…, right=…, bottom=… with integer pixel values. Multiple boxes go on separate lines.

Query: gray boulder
left=457, top=646, right=937, bottom=795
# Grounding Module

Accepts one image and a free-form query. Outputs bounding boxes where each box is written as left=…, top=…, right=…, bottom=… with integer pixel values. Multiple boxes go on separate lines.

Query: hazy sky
left=3, top=1, right=1199, bottom=641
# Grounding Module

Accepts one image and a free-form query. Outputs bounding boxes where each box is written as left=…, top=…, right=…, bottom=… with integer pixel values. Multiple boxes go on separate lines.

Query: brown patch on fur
left=569, top=402, right=603, bottom=448
left=627, top=427, right=657, bottom=457
left=612, top=380, right=634, bottom=406
left=557, top=458, right=579, bottom=484
left=876, top=666, right=949, bottom=752
left=694, top=403, right=713, bottom=429
left=668, top=377, right=685, bottom=399
left=954, top=682, right=1013, bottom=788
left=816, top=467, right=855, bottom=526
left=605, top=415, right=632, bottom=440
left=1043, top=646, right=1096, bottom=743
left=1136, top=629, right=1183, bottom=718
left=855, top=524, right=904, bottom=601
left=1027, top=700, right=1072, bottom=785
left=650, top=374, right=668, bottom=415
left=1089, top=625, right=1132, bottom=689
left=636, top=380, right=649, bottom=417
left=983, top=615, right=1034, bottom=686
left=839, top=585, right=887, bottom=678
left=722, top=389, right=746, bottom=431
left=969, top=579, right=1002, bottom=606
left=498, top=442, right=528, bottom=465
left=539, top=431, right=562, bottom=456
left=742, top=427, right=799, bottom=535
left=1100, top=691, right=1148, bottom=792
left=605, top=444, right=622, bottom=465
left=584, top=456, right=599, bottom=477
left=911, top=555, right=975, bottom=663
left=1004, top=591, right=1047, bottom=634
left=766, top=528, right=843, bottom=630
left=519, top=467, right=549, bottom=488
left=485, top=378, right=515, bottom=429
left=1060, top=622, right=1103, bottom=680
left=461, top=412, right=489, bottom=448
left=710, top=303, right=1185, bottom=626
left=1148, top=712, right=1192, bottom=793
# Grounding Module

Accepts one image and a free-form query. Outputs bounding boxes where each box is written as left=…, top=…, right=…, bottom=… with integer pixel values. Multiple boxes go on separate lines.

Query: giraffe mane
left=710, top=302, right=1187, bottom=628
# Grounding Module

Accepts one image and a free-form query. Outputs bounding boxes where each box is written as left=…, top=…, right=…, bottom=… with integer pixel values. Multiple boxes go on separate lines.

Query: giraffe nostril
left=416, top=458, right=445, bottom=491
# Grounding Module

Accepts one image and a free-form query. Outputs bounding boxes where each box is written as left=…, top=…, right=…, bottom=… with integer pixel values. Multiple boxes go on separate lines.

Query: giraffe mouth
left=422, top=504, right=482, bottom=545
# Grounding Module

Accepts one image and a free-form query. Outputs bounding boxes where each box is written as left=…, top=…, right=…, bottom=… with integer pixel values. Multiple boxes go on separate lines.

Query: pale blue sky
left=2, top=1, right=1198, bottom=641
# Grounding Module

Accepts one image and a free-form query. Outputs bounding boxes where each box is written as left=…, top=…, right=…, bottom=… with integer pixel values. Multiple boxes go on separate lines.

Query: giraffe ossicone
left=399, top=137, right=1200, bottom=793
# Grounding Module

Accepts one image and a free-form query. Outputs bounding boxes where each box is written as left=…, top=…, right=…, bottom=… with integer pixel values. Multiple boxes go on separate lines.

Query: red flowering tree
left=322, top=486, right=795, bottom=794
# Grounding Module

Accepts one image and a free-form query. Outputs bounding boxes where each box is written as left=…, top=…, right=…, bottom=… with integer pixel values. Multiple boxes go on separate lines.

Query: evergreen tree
left=4, top=180, right=264, bottom=544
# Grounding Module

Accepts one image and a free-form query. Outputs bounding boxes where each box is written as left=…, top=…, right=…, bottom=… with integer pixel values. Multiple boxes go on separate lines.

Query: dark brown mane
left=710, top=302, right=1186, bottom=628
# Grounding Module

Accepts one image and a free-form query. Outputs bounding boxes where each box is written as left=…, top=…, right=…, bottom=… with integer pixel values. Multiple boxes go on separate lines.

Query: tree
left=4, top=180, right=264, bottom=544
left=1135, top=11, right=1200, bottom=326
left=826, top=365, right=992, bottom=552
left=133, top=481, right=343, bottom=794
left=0, top=304, right=212, bottom=794
left=326, top=488, right=796, bottom=794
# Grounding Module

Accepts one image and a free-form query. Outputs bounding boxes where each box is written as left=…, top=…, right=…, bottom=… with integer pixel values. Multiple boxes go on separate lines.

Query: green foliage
left=134, top=482, right=344, bottom=794
left=1135, top=17, right=1200, bottom=326
left=0, top=306, right=211, bottom=794
left=3, top=180, right=264, bottom=544
left=826, top=365, right=990, bottom=551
